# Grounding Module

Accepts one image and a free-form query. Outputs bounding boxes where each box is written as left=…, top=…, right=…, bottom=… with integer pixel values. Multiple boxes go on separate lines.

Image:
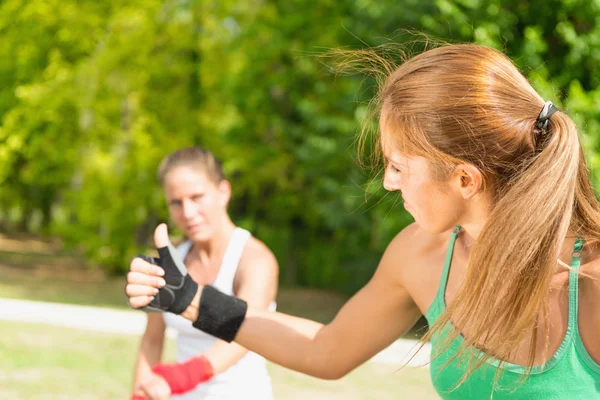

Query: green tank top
left=424, top=226, right=600, bottom=399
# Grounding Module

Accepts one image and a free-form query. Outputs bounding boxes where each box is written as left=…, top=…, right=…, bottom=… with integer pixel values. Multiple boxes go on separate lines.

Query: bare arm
left=132, top=313, right=166, bottom=393
left=177, top=232, right=421, bottom=379
left=127, top=226, right=421, bottom=380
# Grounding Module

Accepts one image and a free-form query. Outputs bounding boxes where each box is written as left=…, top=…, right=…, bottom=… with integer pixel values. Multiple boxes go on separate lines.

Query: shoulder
left=379, top=223, right=453, bottom=282
left=388, top=222, right=447, bottom=250
left=234, top=233, right=279, bottom=304
left=238, top=234, right=279, bottom=279
left=384, top=223, right=450, bottom=264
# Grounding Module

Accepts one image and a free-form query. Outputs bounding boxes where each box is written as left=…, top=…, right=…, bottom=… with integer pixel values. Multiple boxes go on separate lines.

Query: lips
left=187, top=224, right=203, bottom=233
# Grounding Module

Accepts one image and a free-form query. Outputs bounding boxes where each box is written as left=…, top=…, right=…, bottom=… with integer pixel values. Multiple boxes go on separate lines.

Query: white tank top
left=163, top=228, right=275, bottom=400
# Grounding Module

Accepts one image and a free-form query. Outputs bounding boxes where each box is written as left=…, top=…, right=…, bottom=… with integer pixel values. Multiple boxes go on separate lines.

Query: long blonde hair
left=355, top=43, right=600, bottom=380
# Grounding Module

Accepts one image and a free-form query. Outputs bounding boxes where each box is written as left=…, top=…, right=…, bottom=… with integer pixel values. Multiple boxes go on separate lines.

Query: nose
left=383, top=170, right=401, bottom=192
left=181, top=198, right=198, bottom=220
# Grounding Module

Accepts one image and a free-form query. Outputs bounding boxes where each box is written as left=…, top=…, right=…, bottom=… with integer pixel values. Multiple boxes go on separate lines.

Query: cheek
left=433, top=198, right=463, bottom=231
left=408, top=186, right=434, bottom=217
left=201, top=195, right=224, bottom=215
left=410, top=185, right=460, bottom=232
left=404, top=179, right=431, bottom=206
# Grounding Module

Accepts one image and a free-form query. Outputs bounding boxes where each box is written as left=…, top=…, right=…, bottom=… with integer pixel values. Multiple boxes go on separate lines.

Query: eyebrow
left=167, top=191, right=206, bottom=201
left=385, top=155, right=404, bottom=165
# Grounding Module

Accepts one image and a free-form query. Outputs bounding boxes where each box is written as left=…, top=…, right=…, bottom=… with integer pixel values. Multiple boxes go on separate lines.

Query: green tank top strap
left=436, top=226, right=461, bottom=301
left=425, top=225, right=460, bottom=328
left=568, top=238, right=584, bottom=331
left=568, top=237, right=600, bottom=374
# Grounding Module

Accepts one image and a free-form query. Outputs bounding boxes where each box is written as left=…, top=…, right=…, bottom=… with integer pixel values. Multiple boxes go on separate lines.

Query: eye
left=192, top=195, right=204, bottom=203
left=169, top=199, right=182, bottom=207
left=389, top=164, right=401, bottom=174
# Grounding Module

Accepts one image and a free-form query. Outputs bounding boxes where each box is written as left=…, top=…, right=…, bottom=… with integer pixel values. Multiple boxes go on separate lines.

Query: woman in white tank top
left=130, top=147, right=278, bottom=400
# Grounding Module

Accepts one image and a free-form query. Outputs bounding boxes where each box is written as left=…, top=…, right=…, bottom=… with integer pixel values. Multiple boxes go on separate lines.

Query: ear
left=218, top=180, right=232, bottom=207
left=452, top=164, right=483, bottom=200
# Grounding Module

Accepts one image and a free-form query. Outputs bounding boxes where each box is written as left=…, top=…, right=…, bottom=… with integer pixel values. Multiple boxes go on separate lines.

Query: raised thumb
left=154, top=223, right=171, bottom=249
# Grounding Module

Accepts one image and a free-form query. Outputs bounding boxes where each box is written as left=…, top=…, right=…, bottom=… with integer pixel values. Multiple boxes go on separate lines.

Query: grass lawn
left=0, top=321, right=438, bottom=399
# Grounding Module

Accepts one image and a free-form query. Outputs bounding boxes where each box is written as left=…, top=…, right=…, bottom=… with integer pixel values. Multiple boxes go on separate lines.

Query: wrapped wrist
left=192, top=285, right=248, bottom=343
left=151, top=356, right=214, bottom=395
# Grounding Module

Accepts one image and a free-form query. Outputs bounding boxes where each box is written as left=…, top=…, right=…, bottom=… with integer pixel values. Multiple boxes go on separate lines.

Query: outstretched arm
left=127, top=226, right=421, bottom=380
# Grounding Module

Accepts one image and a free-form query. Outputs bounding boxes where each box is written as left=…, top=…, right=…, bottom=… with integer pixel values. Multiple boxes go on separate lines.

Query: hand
left=138, top=373, right=171, bottom=400
left=126, top=224, right=198, bottom=313
left=125, top=223, right=168, bottom=309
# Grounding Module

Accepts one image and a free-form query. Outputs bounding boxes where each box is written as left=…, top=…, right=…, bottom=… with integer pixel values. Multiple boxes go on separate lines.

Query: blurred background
left=2, top=0, right=600, bottom=398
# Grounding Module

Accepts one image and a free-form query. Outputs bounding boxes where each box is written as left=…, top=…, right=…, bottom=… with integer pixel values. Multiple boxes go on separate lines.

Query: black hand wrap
left=192, top=285, right=248, bottom=343
left=134, top=243, right=198, bottom=314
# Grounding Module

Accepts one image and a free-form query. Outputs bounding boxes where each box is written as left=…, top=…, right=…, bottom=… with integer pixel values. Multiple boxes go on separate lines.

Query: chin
left=188, top=229, right=212, bottom=243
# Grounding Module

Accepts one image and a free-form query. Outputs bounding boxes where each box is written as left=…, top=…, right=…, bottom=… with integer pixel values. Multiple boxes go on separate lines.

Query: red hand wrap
left=151, top=355, right=214, bottom=395
left=130, top=394, right=146, bottom=400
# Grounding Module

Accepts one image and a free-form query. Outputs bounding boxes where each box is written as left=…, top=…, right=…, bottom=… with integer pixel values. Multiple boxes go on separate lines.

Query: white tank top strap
left=176, top=240, right=193, bottom=261
left=213, top=228, right=251, bottom=293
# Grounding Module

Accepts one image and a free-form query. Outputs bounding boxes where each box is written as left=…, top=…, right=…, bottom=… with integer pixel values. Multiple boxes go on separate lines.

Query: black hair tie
left=535, top=101, right=559, bottom=134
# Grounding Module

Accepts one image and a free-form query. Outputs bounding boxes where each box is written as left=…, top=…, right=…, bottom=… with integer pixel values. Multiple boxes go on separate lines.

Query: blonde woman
left=130, top=147, right=278, bottom=400
left=126, top=44, right=600, bottom=399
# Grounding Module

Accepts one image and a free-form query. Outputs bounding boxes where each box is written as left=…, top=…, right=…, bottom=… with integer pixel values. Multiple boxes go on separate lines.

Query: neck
left=457, top=192, right=493, bottom=248
left=457, top=222, right=484, bottom=249
left=460, top=218, right=580, bottom=274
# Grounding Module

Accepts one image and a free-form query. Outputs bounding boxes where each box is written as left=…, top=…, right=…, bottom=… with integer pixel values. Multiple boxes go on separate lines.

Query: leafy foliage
left=2, top=0, right=600, bottom=292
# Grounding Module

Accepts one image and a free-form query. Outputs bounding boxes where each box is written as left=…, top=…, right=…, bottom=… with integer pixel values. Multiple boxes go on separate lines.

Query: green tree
left=3, top=0, right=600, bottom=293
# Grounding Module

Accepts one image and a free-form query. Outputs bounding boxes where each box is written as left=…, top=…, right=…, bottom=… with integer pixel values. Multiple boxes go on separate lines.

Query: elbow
left=317, top=366, right=351, bottom=380
left=319, top=370, right=347, bottom=380
left=311, top=357, right=353, bottom=380
left=307, top=342, right=355, bottom=380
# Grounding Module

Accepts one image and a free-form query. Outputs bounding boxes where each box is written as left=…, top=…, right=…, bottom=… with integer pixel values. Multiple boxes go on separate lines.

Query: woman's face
left=382, top=141, right=466, bottom=234
left=162, top=166, right=230, bottom=242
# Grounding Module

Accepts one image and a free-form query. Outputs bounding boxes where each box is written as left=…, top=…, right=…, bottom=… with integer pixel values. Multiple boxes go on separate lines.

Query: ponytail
left=424, top=110, right=581, bottom=382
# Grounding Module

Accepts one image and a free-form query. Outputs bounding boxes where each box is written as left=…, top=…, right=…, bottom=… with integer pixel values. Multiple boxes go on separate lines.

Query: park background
left=2, top=0, right=600, bottom=398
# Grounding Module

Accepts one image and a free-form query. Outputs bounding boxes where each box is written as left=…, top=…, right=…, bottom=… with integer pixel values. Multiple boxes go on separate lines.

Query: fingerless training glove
left=135, top=244, right=198, bottom=314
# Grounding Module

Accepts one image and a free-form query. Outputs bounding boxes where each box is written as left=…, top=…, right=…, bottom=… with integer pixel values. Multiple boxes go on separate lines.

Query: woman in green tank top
left=126, top=43, right=600, bottom=399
